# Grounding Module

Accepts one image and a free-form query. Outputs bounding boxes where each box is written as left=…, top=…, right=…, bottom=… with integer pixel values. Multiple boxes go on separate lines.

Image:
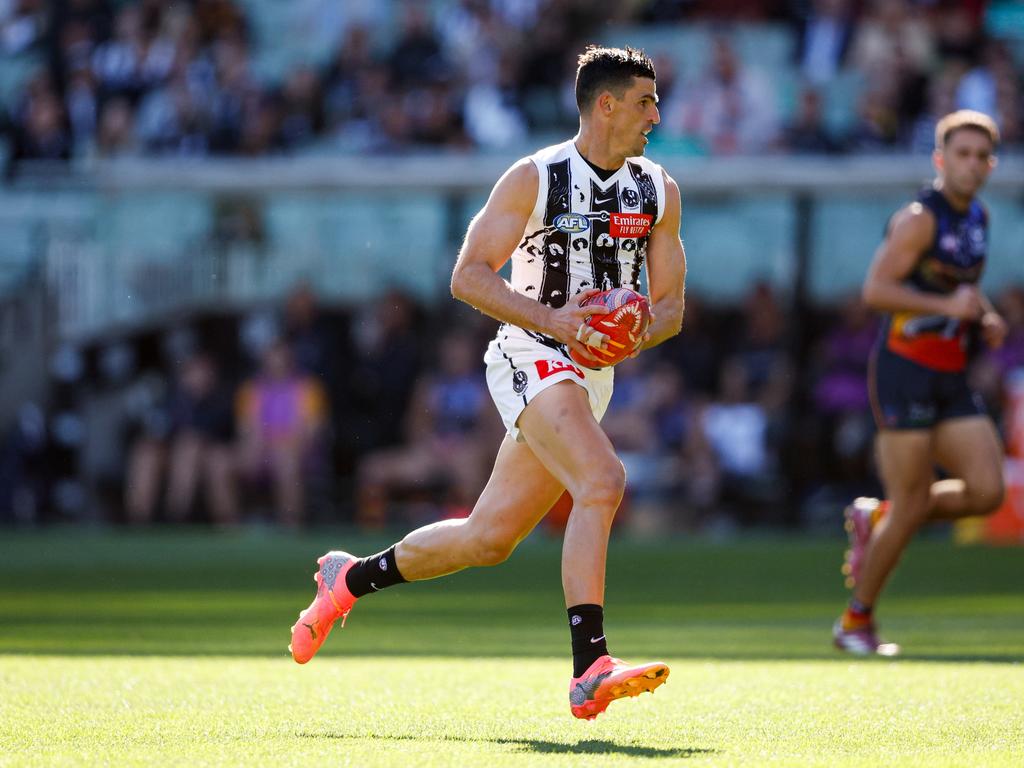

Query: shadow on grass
left=297, top=732, right=715, bottom=759
left=521, top=739, right=715, bottom=758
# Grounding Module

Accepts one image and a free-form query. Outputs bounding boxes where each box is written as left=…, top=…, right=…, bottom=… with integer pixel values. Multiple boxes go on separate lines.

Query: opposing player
left=288, top=46, right=686, bottom=718
left=834, top=111, right=1007, bottom=655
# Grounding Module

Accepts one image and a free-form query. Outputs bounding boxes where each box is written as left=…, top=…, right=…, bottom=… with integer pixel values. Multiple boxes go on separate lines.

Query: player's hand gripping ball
left=570, top=288, right=651, bottom=368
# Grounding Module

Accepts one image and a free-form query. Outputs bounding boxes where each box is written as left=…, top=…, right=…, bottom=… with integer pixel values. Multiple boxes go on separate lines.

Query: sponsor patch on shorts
left=535, top=359, right=584, bottom=380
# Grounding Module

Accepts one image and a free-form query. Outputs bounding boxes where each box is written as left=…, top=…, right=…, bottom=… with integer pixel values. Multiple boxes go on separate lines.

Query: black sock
left=344, top=545, right=407, bottom=598
left=568, top=604, right=609, bottom=677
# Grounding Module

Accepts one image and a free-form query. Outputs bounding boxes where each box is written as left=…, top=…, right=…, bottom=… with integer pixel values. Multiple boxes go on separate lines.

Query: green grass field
left=1, top=529, right=1022, bottom=767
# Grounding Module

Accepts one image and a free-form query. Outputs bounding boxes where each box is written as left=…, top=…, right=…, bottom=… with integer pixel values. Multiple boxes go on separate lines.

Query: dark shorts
left=869, top=345, right=986, bottom=430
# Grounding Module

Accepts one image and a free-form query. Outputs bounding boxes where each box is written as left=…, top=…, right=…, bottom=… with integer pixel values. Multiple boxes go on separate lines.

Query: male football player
left=290, top=46, right=686, bottom=719
left=834, top=110, right=1007, bottom=655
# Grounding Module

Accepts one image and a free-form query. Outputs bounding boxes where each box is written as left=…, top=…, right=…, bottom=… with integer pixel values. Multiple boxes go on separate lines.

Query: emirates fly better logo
left=609, top=213, right=653, bottom=238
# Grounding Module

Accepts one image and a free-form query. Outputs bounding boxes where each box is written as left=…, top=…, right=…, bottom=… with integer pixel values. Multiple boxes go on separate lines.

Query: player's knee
left=470, top=528, right=517, bottom=567
left=968, top=474, right=1005, bottom=516
left=572, top=459, right=626, bottom=515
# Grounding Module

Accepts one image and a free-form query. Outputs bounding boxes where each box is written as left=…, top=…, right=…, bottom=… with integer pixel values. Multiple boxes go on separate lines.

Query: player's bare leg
left=843, top=416, right=1005, bottom=586
left=290, top=435, right=565, bottom=663
left=837, top=418, right=1005, bottom=655
left=517, top=381, right=624, bottom=607
left=835, top=430, right=931, bottom=655
left=393, top=436, right=566, bottom=578
left=856, top=431, right=934, bottom=605
left=927, top=416, right=1005, bottom=520
left=517, top=381, right=668, bottom=718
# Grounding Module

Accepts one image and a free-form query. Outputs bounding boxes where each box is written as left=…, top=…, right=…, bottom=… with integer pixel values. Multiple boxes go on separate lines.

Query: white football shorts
left=484, top=328, right=614, bottom=442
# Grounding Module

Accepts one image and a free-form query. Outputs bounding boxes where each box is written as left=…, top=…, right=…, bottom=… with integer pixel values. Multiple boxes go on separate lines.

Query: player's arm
left=979, top=292, right=1008, bottom=349
left=640, top=171, right=686, bottom=350
left=862, top=203, right=982, bottom=321
left=450, top=159, right=607, bottom=362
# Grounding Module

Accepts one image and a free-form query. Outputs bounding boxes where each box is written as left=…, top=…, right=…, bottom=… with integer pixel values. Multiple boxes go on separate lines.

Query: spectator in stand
left=907, top=62, right=961, bottom=153
left=348, top=289, right=423, bottom=452
left=933, top=1, right=983, bottom=62
left=810, top=296, right=878, bottom=483
left=278, top=66, right=324, bottom=150
left=439, top=0, right=502, bottom=87
left=134, top=72, right=210, bottom=155
left=665, top=36, right=779, bottom=155
left=850, top=0, right=935, bottom=81
left=64, top=69, right=98, bottom=152
left=356, top=330, right=498, bottom=527
left=389, top=1, right=449, bottom=89
left=9, top=0, right=1024, bottom=163
left=124, top=353, right=238, bottom=525
left=322, top=24, right=377, bottom=129
left=846, top=83, right=901, bottom=151
left=783, top=86, right=842, bottom=154
left=699, top=356, right=783, bottom=526
left=236, top=339, right=328, bottom=527
left=795, top=0, right=856, bottom=86
left=1, top=0, right=46, bottom=55
left=735, top=281, right=791, bottom=405
left=655, top=294, right=719, bottom=396
left=12, top=85, right=72, bottom=161
left=463, top=52, right=528, bottom=149
left=95, top=96, right=138, bottom=156
left=957, top=41, right=1022, bottom=146
left=282, top=282, right=334, bottom=387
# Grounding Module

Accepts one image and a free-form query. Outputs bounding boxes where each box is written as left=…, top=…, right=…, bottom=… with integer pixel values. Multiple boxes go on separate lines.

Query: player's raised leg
left=289, top=435, right=565, bottom=663
left=518, top=381, right=669, bottom=719
left=835, top=430, right=933, bottom=655
left=928, top=416, right=1005, bottom=520
left=841, top=416, right=1004, bottom=589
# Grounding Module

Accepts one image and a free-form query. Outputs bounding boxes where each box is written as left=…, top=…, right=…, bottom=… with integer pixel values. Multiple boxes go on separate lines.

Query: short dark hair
left=935, top=110, right=1000, bottom=149
left=575, top=45, right=656, bottom=113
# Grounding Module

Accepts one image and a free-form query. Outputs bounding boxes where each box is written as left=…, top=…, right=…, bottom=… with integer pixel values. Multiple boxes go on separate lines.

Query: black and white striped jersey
left=504, top=139, right=666, bottom=344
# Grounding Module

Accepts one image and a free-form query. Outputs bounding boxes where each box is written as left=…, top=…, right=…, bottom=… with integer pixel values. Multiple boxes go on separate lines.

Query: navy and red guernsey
left=882, top=187, right=988, bottom=373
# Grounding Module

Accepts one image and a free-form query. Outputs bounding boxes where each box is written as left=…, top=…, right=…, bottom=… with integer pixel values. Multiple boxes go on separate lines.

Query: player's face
left=612, top=77, right=660, bottom=157
left=935, top=128, right=996, bottom=198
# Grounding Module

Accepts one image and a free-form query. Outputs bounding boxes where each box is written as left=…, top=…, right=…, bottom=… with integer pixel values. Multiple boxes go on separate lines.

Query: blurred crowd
left=2, top=0, right=1023, bottom=164
left=3, top=280, right=1023, bottom=533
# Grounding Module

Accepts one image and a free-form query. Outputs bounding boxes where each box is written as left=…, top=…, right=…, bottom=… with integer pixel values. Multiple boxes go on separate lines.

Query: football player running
left=289, top=46, right=686, bottom=719
left=834, top=111, right=1007, bottom=656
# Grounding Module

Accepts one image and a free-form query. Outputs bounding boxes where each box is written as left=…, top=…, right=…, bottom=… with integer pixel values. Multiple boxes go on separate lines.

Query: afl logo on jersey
left=554, top=212, right=590, bottom=233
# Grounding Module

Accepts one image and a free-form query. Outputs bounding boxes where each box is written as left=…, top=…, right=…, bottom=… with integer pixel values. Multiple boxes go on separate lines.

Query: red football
left=570, top=288, right=651, bottom=368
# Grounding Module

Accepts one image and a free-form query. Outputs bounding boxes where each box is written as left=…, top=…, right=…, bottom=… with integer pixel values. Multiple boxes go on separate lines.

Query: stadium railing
left=2, top=154, right=1023, bottom=344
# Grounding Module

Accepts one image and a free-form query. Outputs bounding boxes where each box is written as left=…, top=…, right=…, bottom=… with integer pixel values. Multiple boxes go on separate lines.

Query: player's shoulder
left=893, top=199, right=935, bottom=227
left=886, top=200, right=935, bottom=243
left=494, top=156, right=539, bottom=197
left=528, top=139, right=574, bottom=165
